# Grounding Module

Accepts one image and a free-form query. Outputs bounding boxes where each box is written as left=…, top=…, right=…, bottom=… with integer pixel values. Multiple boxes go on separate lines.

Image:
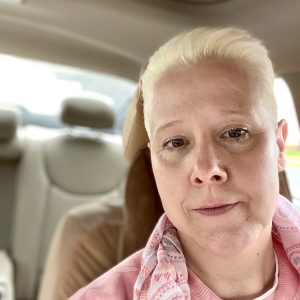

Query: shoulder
left=69, top=249, right=143, bottom=300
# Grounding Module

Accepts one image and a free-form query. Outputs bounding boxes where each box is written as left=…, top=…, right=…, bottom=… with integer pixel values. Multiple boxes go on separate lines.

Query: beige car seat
left=11, top=96, right=126, bottom=300
left=0, top=108, right=22, bottom=300
left=0, top=108, right=22, bottom=251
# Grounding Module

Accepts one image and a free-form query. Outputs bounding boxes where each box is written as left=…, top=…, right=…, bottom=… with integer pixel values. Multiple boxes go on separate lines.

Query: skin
left=148, top=59, right=288, bottom=299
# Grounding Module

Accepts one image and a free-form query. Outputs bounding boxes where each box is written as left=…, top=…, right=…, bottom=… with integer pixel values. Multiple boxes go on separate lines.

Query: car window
left=274, top=77, right=300, bottom=205
left=0, top=54, right=137, bottom=133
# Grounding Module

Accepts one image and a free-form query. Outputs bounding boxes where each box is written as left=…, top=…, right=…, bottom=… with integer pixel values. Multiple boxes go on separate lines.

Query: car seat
left=11, top=95, right=126, bottom=300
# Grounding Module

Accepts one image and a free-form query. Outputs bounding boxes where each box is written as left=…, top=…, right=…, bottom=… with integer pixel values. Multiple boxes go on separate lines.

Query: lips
left=194, top=202, right=238, bottom=216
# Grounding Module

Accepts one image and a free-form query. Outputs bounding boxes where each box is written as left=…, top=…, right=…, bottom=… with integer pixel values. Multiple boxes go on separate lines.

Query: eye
left=162, top=138, right=187, bottom=151
left=222, top=128, right=249, bottom=140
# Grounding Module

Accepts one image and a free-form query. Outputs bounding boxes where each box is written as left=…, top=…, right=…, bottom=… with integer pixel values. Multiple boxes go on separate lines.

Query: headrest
left=61, top=96, right=115, bottom=129
left=0, top=108, right=19, bottom=142
left=45, top=136, right=126, bottom=194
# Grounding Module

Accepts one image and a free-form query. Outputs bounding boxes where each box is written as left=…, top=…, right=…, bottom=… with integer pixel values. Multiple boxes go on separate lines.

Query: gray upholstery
left=61, top=96, right=115, bottom=129
left=0, top=138, right=22, bottom=161
left=0, top=108, right=22, bottom=160
left=0, top=108, right=22, bottom=251
left=11, top=97, right=126, bottom=300
left=0, top=109, right=19, bottom=142
left=45, top=136, right=123, bottom=194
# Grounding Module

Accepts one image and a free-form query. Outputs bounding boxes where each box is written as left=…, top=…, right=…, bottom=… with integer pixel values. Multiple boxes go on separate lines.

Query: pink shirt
left=70, top=239, right=300, bottom=300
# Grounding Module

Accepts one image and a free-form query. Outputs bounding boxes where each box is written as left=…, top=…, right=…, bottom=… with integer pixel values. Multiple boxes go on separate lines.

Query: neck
left=180, top=228, right=276, bottom=300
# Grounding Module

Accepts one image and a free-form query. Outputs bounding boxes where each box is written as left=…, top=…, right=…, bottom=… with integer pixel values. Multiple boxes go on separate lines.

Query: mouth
left=194, top=202, right=239, bottom=216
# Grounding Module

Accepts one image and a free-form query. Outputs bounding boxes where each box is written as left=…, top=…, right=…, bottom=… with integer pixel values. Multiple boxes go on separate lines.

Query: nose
left=190, top=146, right=228, bottom=187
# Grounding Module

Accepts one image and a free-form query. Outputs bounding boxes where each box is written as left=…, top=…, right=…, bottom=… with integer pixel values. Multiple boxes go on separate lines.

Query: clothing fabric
left=70, top=195, right=300, bottom=300
left=187, top=238, right=300, bottom=299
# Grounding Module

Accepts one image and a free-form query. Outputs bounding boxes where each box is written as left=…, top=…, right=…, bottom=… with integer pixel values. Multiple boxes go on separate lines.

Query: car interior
left=0, top=0, right=299, bottom=299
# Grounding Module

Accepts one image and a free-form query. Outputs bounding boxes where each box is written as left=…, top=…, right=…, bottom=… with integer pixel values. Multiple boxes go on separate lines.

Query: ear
left=276, top=119, right=288, bottom=172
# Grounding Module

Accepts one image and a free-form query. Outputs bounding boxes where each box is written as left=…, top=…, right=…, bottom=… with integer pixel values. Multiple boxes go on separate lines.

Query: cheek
left=237, top=136, right=278, bottom=176
left=238, top=143, right=279, bottom=192
left=236, top=144, right=279, bottom=220
left=151, top=155, right=188, bottom=208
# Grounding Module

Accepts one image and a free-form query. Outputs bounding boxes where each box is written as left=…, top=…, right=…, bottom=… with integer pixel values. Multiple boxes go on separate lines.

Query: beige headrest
left=122, top=81, right=149, bottom=161
left=45, top=136, right=125, bottom=194
left=0, top=108, right=19, bottom=142
left=61, top=96, right=115, bottom=129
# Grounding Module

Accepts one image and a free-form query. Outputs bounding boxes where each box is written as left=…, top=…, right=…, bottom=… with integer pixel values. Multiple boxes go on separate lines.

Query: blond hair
left=142, top=27, right=276, bottom=133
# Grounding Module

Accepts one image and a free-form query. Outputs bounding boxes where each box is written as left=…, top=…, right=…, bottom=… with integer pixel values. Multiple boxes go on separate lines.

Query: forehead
left=154, top=59, right=255, bottom=102
left=146, top=59, right=277, bottom=137
left=150, top=59, right=263, bottom=121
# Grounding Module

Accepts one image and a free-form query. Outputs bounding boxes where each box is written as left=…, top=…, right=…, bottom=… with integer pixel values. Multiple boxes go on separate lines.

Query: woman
left=70, top=27, right=300, bottom=299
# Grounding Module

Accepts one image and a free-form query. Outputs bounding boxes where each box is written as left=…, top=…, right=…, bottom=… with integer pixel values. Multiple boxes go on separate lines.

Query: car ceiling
left=0, top=0, right=299, bottom=82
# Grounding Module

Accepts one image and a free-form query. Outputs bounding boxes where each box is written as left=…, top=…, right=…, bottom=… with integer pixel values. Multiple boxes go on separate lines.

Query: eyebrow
left=154, top=108, right=253, bottom=135
left=154, top=120, right=183, bottom=135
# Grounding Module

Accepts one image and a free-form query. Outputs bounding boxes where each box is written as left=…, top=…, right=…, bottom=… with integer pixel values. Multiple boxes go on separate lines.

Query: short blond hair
left=142, top=27, right=276, bottom=133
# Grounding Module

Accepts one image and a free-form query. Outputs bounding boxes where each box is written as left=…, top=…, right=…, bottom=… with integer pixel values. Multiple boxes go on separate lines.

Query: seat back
left=38, top=202, right=123, bottom=300
left=11, top=96, right=126, bottom=300
left=0, top=108, right=22, bottom=251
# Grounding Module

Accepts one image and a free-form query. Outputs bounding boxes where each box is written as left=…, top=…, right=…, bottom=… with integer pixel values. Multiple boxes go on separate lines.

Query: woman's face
left=148, top=59, right=287, bottom=256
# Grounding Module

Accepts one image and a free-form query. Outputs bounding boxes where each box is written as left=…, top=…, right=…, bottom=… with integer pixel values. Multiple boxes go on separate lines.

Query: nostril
left=191, top=170, right=227, bottom=186
left=213, top=175, right=222, bottom=181
left=195, top=178, right=203, bottom=184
